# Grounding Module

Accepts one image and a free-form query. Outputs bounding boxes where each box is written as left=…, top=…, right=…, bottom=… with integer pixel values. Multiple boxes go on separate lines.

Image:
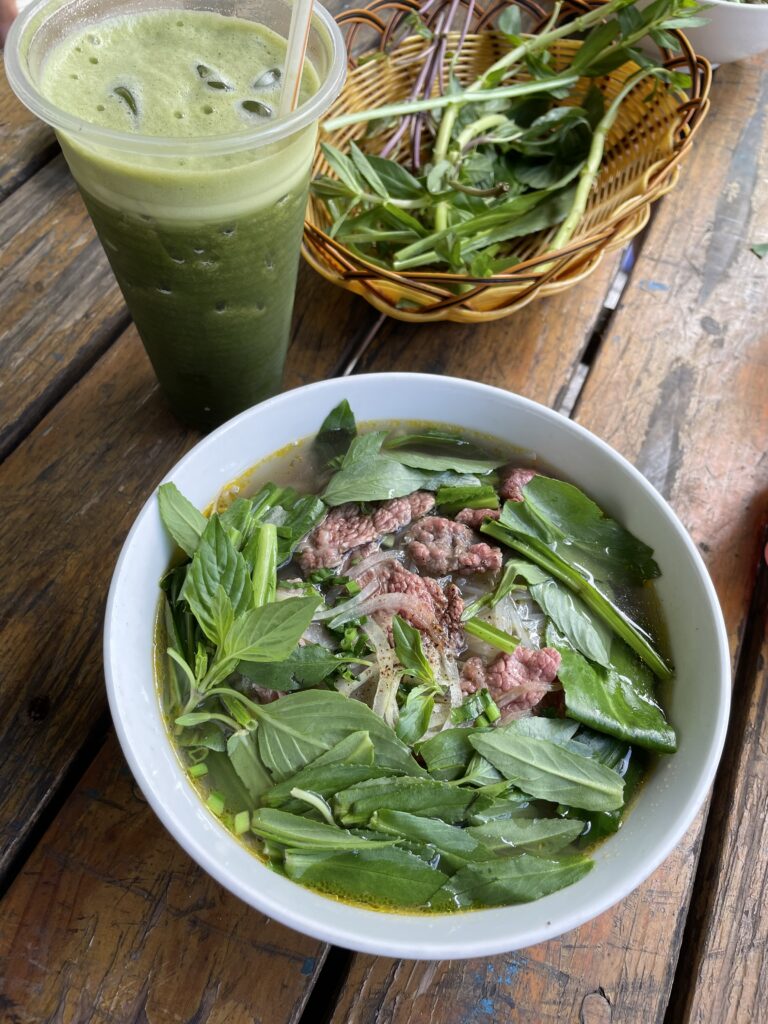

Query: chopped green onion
left=464, top=617, right=519, bottom=653
left=206, top=791, right=226, bottom=816
left=451, top=687, right=501, bottom=725
left=234, top=810, right=251, bottom=835
left=188, top=762, right=209, bottom=779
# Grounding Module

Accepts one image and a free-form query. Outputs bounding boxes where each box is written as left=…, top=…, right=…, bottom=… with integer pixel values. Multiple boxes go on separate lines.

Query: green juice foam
left=39, top=10, right=313, bottom=137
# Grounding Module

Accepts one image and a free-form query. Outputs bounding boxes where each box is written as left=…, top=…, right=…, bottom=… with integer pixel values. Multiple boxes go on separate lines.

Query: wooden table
left=1, top=38, right=767, bottom=1023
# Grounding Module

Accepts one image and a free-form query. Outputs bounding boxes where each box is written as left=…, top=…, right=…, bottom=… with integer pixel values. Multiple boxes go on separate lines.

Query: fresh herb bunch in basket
left=303, top=0, right=710, bottom=321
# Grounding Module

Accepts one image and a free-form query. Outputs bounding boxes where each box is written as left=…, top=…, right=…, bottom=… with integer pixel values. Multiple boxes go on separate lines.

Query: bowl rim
left=692, top=0, right=768, bottom=10
left=104, top=372, right=731, bottom=959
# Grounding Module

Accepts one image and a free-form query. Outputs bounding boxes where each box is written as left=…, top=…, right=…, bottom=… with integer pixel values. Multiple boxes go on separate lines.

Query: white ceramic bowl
left=679, top=0, right=768, bottom=65
left=104, top=374, right=730, bottom=959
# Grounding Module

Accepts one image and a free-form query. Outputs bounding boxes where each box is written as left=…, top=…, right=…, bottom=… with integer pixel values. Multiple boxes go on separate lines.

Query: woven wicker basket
left=303, top=0, right=710, bottom=323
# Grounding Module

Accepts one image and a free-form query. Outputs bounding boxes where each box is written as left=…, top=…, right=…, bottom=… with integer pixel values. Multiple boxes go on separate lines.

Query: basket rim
left=302, top=0, right=712, bottom=317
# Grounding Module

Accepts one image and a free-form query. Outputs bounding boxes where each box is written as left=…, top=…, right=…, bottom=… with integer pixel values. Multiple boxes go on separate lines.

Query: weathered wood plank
left=356, top=255, right=620, bottom=407
left=0, top=57, right=57, bottom=201
left=0, top=154, right=127, bottom=459
left=0, top=328, right=193, bottom=878
left=328, top=56, right=768, bottom=1024
left=668, top=557, right=768, bottom=1024
left=0, top=265, right=366, bottom=880
left=0, top=733, right=327, bottom=1024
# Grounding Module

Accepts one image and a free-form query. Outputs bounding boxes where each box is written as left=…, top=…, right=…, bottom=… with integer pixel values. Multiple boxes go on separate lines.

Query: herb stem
left=549, top=67, right=654, bottom=251
left=323, top=76, right=580, bottom=131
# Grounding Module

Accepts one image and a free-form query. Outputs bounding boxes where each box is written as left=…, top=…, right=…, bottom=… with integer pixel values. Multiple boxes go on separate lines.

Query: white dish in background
left=676, top=0, right=768, bottom=65
left=104, top=373, right=730, bottom=960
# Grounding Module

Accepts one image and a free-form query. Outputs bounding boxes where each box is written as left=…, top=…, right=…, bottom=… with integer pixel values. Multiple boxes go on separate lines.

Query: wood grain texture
left=328, top=57, right=768, bottom=1024
left=355, top=255, right=620, bottom=407
left=0, top=733, right=327, bottom=1024
left=0, top=154, right=127, bottom=459
left=0, top=58, right=57, bottom=201
left=0, top=328, right=194, bottom=879
left=0, top=259, right=359, bottom=882
left=669, top=558, right=768, bottom=1024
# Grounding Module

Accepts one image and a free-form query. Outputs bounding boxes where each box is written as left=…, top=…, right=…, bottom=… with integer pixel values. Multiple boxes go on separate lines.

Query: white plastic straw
left=278, top=0, right=315, bottom=116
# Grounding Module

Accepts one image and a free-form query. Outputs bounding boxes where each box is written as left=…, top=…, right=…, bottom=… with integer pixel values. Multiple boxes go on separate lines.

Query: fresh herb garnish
left=311, top=0, right=701, bottom=277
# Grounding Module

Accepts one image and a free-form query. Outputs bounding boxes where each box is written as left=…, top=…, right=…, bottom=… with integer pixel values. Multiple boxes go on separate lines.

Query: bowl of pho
left=104, top=373, right=730, bottom=959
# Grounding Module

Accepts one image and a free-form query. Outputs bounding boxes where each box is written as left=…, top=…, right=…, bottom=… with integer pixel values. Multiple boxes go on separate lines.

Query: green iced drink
left=7, top=1, right=345, bottom=429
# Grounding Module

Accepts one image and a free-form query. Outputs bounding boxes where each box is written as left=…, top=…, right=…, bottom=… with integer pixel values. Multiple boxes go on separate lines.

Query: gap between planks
left=0, top=310, right=131, bottom=467
left=664, top=528, right=768, bottom=1024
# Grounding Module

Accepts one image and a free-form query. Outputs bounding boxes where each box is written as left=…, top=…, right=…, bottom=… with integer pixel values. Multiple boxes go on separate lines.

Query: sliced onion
left=346, top=549, right=404, bottom=580
left=438, top=651, right=464, bottom=709
left=363, top=618, right=401, bottom=727
left=338, top=592, right=438, bottom=631
left=421, top=698, right=452, bottom=739
left=492, top=594, right=533, bottom=647
left=312, top=579, right=379, bottom=623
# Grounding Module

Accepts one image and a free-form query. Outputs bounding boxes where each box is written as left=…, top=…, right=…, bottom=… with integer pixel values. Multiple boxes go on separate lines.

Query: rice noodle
left=346, top=549, right=404, bottom=580
left=492, top=594, right=533, bottom=647
left=363, top=618, right=402, bottom=727
left=438, top=651, right=464, bottom=709
left=312, top=579, right=378, bottom=623
left=300, top=622, right=335, bottom=648
left=422, top=699, right=452, bottom=739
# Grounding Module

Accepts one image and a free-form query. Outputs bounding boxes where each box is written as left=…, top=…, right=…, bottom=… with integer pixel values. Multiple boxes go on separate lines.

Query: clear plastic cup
left=6, top=0, right=346, bottom=430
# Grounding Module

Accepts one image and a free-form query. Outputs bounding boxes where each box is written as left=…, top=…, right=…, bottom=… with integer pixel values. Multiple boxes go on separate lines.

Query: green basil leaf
left=383, top=430, right=494, bottom=457
left=386, top=450, right=502, bottom=474
left=468, top=788, right=532, bottom=825
left=468, top=817, right=586, bottom=855
left=497, top=6, right=522, bottom=37
left=366, top=155, right=425, bottom=200
left=158, top=482, right=208, bottom=556
left=284, top=846, right=448, bottom=909
left=222, top=596, right=319, bottom=664
left=251, top=808, right=395, bottom=849
left=459, top=752, right=503, bottom=788
left=416, top=728, right=476, bottom=781
left=530, top=576, right=613, bottom=667
left=226, top=729, right=273, bottom=803
left=253, top=690, right=426, bottom=781
left=349, top=141, right=389, bottom=199
left=309, top=730, right=375, bottom=768
left=322, top=433, right=427, bottom=506
left=177, top=721, right=226, bottom=753
left=395, top=684, right=435, bottom=745
left=392, top=615, right=435, bottom=685
left=432, top=852, right=593, bottom=909
left=469, top=731, right=625, bottom=811
left=335, top=776, right=476, bottom=825
left=320, top=142, right=367, bottom=193
left=436, top=483, right=500, bottom=515
left=499, top=717, right=581, bottom=746
left=517, top=476, right=661, bottom=584
left=553, top=633, right=677, bottom=753
left=369, top=809, right=490, bottom=866
left=482, top=519, right=672, bottom=680
left=240, top=642, right=363, bottom=691
left=203, top=750, right=257, bottom=813
left=265, top=765, right=399, bottom=811
left=181, top=517, right=253, bottom=644
left=571, top=19, right=620, bottom=72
